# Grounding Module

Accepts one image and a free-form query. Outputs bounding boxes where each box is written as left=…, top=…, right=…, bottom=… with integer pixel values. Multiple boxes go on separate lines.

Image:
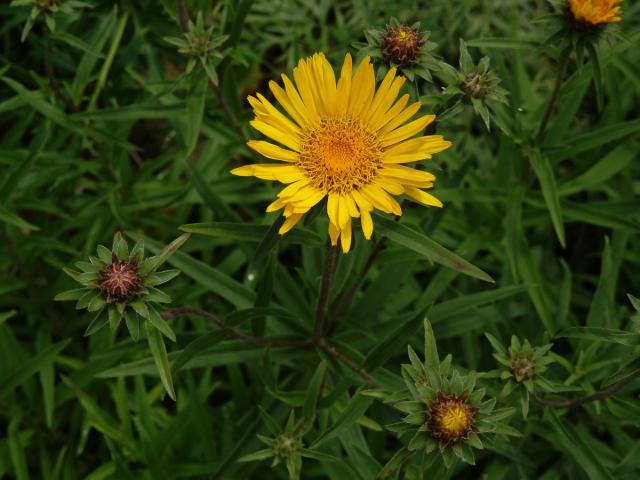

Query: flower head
left=164, top=11, right=229, bottom=84
left=568, top=0, right=623, bottom=26
left=427, top=392, right=478, bottom=444
left=357, top=18, right=440, bottom=82
left=486, top=334, right=555, bottom=418
left=382, top=25, right=423, bottom=67
left=388, top=321, right=517, bottom=467
left=55, top=232, right=189, bottom=341
left=232, top=53, right=451, bottom=253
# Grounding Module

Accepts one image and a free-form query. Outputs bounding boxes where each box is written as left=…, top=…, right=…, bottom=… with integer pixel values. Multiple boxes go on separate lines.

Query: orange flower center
left=297, top=117, right=382, bottom=194
left=427, top=393, right=477, bottom=443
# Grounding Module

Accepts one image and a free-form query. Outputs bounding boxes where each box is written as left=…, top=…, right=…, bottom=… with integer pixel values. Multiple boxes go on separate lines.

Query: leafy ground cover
left=1, top=0, right=639, bottom=478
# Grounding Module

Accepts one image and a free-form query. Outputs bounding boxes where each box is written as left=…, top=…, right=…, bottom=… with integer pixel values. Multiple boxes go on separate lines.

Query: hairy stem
left=326, top=237, right=386, bottom=335
left=162, top=307, right=312, bottom=348
left=531, top=370, right=640, bottom=409
left=535, top=46, right=572, bottom=143
left=318, top=338, right=380, bottom=388
left=314, top=244, right=340, bottom=340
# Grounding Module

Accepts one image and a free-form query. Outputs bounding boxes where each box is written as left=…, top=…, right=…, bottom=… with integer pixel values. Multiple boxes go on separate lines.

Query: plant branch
left=314, top=244, right=340, bottom=340
left=317, top=338, right=380, bottom=388
left=175, top=0, right=248, bottom=144
left=44, top=33, right=74, bottom=112
left=162, top=307, right=312, bottom=348
left=325, top=237, right=387, bottom=335
left=531, top=370, right=640, bottom=409
left=535, top=46, right=571, bottom=143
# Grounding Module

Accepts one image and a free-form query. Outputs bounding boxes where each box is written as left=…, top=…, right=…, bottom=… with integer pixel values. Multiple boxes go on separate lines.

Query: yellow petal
left=335, top=53, right=353, bottom=115
left=328, top=221, right=340, bottom=246
left=327, top=193, right=340, bottom=228
left=375, top=177, right=405, bottom=195
left=266, top=197, right=286, bottom=212
left=404, top=186, right=443, bottom=208
left=337, top=195, right=351, bottom=229
left=247, top=140, right=298, bottom=162
left=255, top=93, right=301, bottom=137
left=251, top=120, right=300, bottom=151
left=279, top=213, right=303, bottom=234
left=340, top=218, right=352, bottom=253
left=381, top=165, right=436, bottom=183
left=378, top=101, right=421, bottom=136
left=381, top=114, right=436, bottom=147
left=269, top=78, right=308, bottom=128
left=348, top=57, right=375, bottom=116
left=360, top=208, right=373, bottom=240
left=369, top=93, right=410, bottom=132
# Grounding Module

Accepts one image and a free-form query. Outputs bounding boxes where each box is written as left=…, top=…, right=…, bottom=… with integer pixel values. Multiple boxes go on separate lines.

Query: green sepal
left=129, top=239, right=144, bottom=264
left=147, top=306, right=176, bottom=342
left=108, top=306, right=122, bottom=330
left=124, top=309, right=139, bottom=341
left=96, top=245, right=112, bottom=264
left=87, top=293, right=106, bottom=312
left=54, top=288, right=89, bottom=301
left=84, top=309, right=108, bottom=336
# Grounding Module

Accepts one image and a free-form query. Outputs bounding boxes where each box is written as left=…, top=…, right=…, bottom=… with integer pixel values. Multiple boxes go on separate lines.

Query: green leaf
left=303, top=362, right=326, bottom=421
left=145, top=321, right=176, bottom=401
left=147, top=306, right=176, bottom=342
left=237, top=449, right=274, bottom=463
left=556, top=327, right=639, bottom=346
left=373, top=214, right=494, bottom=283
left=185, top=75, right=207, bottom=154
left=530, top=149, right=565, bottom=247
left=466, top=38, right=538, bottom=50
left=312, top=391, right=373, bottom=448
left=8, top=418, right=30, bottom=480
left=546, top=410, right=616, bottom=480
left=559, top=143, right=634, bottom=196
left=128, top=233, right=255, bottom=308
left=363, top=309, right=425, bottom=371
left=72, top=103, right=187, bottom=121
left=547, top=119, right=640, bottom=161
left=423, top=318, right=440, bottom=373
left=180, top=222, right=322, bottom=247
left=0, top=339, right=71, bottom=399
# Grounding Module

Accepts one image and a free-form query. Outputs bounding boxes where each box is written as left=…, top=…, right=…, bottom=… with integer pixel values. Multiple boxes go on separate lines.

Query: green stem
left=535, top=46, right=572, bottom=143
left=87, top=11, right=129, bottom=112
left=313, top=244, right=339, bottom=340
left=531, top=370, right=640, bottom=409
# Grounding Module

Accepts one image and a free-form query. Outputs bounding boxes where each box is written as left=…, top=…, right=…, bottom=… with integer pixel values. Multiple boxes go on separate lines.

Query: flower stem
left=314, top=243, right=340, bottom=340
left=162, top=307, right=312, bottom=348
left=535, top=46, right=572, bottom=143
left=531, top=370, right=640, bottom=409
left=317, top=338, right=380, bottom=388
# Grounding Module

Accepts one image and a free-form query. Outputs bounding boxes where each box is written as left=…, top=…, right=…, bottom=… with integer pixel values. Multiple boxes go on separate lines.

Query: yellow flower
left=568, top=0, right=623, bottom=26
left=232, top=53, right=451, bottom=253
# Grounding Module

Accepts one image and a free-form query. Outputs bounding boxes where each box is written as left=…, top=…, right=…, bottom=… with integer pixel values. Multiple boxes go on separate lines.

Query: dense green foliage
left=1, top=0, right=639, bottom=478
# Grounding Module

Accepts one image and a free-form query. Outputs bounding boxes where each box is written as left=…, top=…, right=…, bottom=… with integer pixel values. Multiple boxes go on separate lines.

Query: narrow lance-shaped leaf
left=145, top=321, right=176, bottom=401
left=374, top=214, right=494, bottom=283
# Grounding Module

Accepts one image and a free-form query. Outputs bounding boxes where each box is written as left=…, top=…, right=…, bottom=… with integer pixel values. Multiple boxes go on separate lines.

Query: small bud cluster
left=98, top=258, right=142, bottom=302
left=464, top=71, right=494, bottom=99
left=56, top=232, right=188, bottom=341
left=382, top=25, right=423, bottom=67
left=357, top=17, right=440, bottom=82
left=164, top=12, right=229, bottom=84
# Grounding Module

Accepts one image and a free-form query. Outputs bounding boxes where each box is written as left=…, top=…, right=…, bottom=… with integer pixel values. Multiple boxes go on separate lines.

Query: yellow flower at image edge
left=568, top=0, right=623, bottom=26
left=232, top=53, right=452, bottom=253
